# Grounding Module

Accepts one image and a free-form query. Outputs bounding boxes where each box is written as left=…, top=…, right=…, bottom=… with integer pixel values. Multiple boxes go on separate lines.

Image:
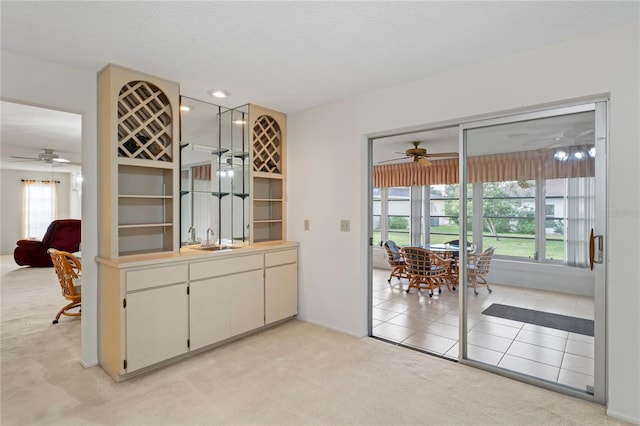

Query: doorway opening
left=0, top=100, right=83, bottom=255
left=369, top=101, right=606, bottom=403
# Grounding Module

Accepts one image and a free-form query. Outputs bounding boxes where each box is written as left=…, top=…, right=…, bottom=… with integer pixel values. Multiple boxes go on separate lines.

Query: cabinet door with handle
left=125, top=283, right=189, bottom=372
left=190, top=277, right=231, bottom=350
left=265, top=263, right=298, bottom=324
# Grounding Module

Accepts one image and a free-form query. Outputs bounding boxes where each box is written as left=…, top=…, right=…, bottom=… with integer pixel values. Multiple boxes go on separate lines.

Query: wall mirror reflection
left=180, top=97, right=249, bottom=248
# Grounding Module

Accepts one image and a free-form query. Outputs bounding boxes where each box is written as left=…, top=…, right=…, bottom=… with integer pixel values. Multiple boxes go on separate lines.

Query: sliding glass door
left=459, top=102, right=607, bottom=403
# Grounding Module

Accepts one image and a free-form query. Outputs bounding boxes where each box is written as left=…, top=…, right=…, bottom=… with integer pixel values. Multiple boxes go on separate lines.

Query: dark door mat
left=482, top=303, right=594, bottom=336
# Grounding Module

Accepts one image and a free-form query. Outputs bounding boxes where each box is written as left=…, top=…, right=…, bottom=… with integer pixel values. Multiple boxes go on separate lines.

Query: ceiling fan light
left=554, top=151, right=568, bottom=161
left=53, top=158, right=70, bottom=163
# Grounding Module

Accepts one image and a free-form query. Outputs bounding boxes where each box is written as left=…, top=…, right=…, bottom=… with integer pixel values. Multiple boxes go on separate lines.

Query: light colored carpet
left=0, top=255, right=624, bottom=425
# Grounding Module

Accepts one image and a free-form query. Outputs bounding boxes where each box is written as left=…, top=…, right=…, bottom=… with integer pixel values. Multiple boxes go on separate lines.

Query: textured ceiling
left=1, top=1, right=636, bottom=113
left=0, top=1, right=636, bottom=171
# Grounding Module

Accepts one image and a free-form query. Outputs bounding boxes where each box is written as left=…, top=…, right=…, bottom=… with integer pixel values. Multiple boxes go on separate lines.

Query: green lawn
left=375, top=224, right=564, bottom=260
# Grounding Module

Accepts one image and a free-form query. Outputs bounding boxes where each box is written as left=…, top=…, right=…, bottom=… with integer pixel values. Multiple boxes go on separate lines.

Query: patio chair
left=48, top=248, right=82, bottom=324
left=383, top=240, right=408, bottom=285
left=467, top=246, right=495, bottom=295
left=401, top=246, right=454, bottom=297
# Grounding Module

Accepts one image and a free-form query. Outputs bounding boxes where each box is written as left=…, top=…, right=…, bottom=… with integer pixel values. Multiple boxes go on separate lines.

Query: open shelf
left=119, top=194, right=172, bottom=199
left=252, top=221, right=283, bottom=242
left=118, top=196, right=172, bottom=226
left=118, top=165, right=173, bottom=197
left=118, top=225, right=174, bottom=256
left=118, top=223, right=173, bottom=229
left=253, top=200, right=282, bottom=222
left=253, top=177, right=283, bottom=200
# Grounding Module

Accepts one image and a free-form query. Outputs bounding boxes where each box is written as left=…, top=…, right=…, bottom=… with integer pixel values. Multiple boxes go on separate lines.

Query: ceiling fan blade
left=377, top=157, right=408, bottom=164
left=9, top=156, right=39, bottom=160
left=425, top=152, right=458, bottom=158
left=418, top=157, right=432, bottom=166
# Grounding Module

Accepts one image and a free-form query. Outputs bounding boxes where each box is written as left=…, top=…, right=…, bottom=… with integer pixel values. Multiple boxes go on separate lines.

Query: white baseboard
left=606, top=408, right=640, bottom=425
left=80, top=358, right=99, bottom=368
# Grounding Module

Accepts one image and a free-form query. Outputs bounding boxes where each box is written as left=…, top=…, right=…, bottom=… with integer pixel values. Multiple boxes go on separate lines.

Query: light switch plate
left=304, top=219, right=310, bottom=231
left=340, top=219, right=350, bottom=232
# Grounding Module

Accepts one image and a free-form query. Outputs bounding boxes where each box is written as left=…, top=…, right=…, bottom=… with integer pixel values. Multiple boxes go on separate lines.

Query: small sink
left=193, top=244, right=242, bottom=251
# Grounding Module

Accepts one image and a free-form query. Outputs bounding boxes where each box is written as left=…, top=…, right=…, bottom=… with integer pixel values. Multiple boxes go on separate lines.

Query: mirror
left=179, top=97, right=249, bottom=247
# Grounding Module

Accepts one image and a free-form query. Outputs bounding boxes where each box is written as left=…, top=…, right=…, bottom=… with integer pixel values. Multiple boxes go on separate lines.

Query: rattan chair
left=383, top=240, right=408, bottom=285
left=401, top=246, right=453, bottom=297
left=467, top=246, right=495, bottom=295
left=48, top=248, right=82, bottom=324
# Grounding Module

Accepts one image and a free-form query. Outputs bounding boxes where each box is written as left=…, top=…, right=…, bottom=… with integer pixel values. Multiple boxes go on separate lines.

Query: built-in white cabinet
left=97, top=65, right=295, bottom=382
left=250, top=105, right=287, bottom=244
left=265, top=249, right=298, bottom=324
left=125, top=281, right=189, bottom=372
left=98, top=64, right=180, bottom=258
left=189, top=277, right=230, bottom=351
left=97, top=244, right=298, bottom=381
left=189, top=254, right=264, bottom=350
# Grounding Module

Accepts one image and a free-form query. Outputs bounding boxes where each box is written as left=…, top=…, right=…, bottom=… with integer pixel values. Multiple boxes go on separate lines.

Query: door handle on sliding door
left=589, top=228, right=604, bottom=271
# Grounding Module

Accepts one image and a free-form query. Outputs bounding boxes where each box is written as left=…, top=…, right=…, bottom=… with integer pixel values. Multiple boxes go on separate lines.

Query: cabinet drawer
left=126, top=264, right=188, bottom=292
left=265, top=249, right=297, bottom=267
left=190, top=254, right=263, bottom=280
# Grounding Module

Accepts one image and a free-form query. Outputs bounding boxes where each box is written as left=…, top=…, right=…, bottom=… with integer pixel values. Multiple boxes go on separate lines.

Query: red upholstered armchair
left=14, top=219, right=81, bottom=267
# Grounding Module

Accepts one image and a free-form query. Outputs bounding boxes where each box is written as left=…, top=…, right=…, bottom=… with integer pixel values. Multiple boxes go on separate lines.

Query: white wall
left=1, top=50, right=99, bottom=368
left=0, top=169, right=77, bottom=255
left=288, top=22, right=639, bottom=423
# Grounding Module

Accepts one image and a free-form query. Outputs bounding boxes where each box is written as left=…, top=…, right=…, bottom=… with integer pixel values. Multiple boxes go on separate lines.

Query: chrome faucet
left=206, top=227, right=214, bottom=245
left=188, top=226, right=196, bottom=244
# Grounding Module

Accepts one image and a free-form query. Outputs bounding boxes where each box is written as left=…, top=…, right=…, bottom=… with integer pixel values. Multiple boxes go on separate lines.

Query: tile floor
left=372, top=268, right=595, bottom=393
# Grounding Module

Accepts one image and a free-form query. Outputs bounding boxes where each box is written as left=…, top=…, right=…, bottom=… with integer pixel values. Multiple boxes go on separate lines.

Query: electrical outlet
left=304, top=219, right=310, bottom=231
left=340, top=219, right=350, bottom=232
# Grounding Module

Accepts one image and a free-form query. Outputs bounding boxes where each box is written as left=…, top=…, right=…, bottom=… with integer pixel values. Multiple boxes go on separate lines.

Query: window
left=545, top=179, right=565, bottom=261
left=372, top=187, right=411, bottom=246
left=23, top=180, right=57, bottom=239
left=428, top=184, right=473, bottom=244
left=372, top=187, right=382, bottom=243
left=481, top=180, right=536, bottom=259
left=387, top=187, right=410, bottom=246
left=373, top=173, right=592, bottom=267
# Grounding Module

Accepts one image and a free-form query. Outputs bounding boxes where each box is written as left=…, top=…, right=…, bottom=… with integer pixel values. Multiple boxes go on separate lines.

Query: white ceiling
left=0, top=101, right=82, bottom=173
left=0, top=1, right=635, bottom=171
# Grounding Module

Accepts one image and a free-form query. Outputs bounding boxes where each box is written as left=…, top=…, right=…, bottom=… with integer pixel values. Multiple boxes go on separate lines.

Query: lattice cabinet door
left=118, top=81, right=174, bottom=162
left=98, top=64, right=180, bottom=258
left=252, top=114, right=282, bottom=174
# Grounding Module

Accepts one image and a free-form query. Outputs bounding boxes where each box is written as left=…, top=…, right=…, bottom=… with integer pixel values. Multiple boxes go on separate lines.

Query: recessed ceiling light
left=210, top=89, right=229, bottom=98
left=180, top=105, right=191, bottom=112
left=232, top=120, right=246, bottom=125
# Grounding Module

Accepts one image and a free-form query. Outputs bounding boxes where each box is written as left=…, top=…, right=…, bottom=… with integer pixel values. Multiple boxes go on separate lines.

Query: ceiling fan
left=378, top=141, right=458, bottom=166
left=521, top=127, right=595, bottom=149
left=9, top=149, right=72, bottom=165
